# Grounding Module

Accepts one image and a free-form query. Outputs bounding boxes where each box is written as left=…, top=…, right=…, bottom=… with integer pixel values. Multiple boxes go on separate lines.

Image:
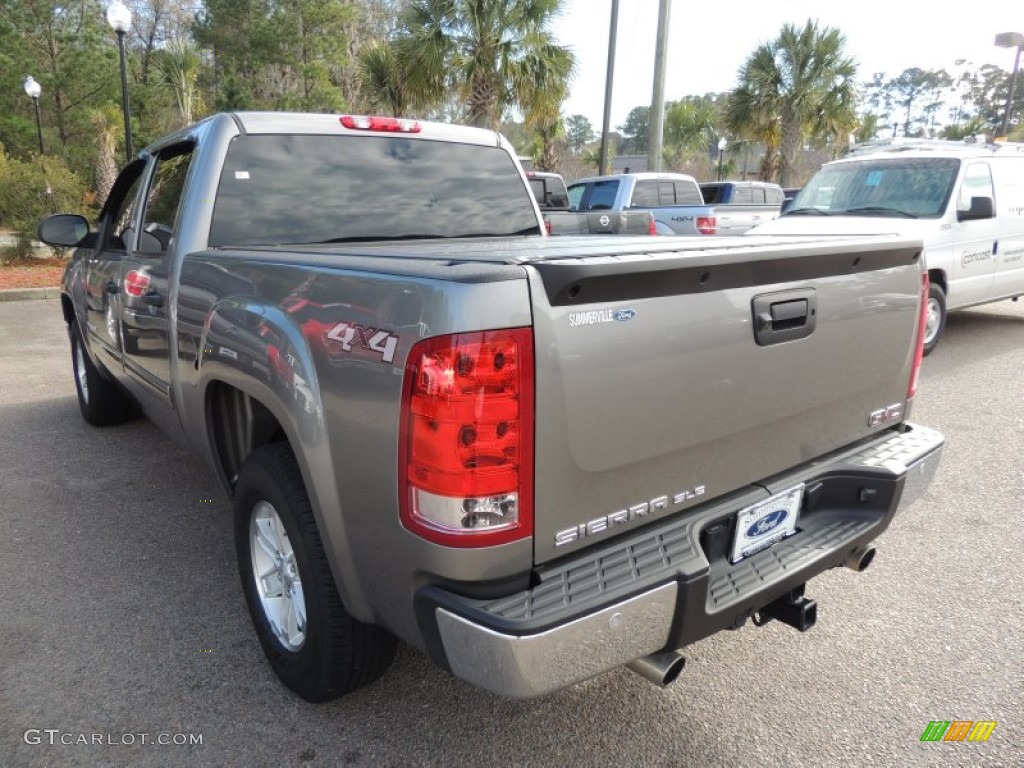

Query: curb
left=0, top=286, right=61, bottom=302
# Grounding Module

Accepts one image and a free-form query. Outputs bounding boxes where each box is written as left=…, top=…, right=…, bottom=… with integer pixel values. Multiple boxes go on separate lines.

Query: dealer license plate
left=730, top=484, right=804, bottom=563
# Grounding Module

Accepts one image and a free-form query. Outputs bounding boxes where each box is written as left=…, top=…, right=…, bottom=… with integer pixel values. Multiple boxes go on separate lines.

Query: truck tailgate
left=525, top=235, right=923, bottom=563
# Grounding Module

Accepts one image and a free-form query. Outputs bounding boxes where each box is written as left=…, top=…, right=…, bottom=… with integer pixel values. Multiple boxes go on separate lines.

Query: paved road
left=1, top=298, right=1021, bottom=768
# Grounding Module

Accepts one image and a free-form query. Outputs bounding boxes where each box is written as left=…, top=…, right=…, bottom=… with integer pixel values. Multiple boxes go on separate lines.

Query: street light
left=23, top=75, right=44, bottom=154
left=106, top=0, right=133, bottom=161
left=995, top=32, right=1024, bottom=139
left=717, top=137, right=727, bottom=181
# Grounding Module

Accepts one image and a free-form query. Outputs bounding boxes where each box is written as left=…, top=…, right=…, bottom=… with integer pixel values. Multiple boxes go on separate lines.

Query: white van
left=749, top=138, right=1024, bottom=353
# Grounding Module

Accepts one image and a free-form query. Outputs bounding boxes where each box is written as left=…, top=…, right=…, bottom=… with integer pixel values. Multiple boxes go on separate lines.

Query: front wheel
left=922, top=282, right=946, bottom=356
left=70, top=322, right=134, bottom=426
left=234, top=443, right=396, bottom=702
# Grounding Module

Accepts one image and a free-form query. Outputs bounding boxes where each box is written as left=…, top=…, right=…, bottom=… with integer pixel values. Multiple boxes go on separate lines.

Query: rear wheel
left=922, top=283, right=946, bottom=356
left=234, top=443, right=396, bottom=702
left=70, top=322, right=134, bottom=426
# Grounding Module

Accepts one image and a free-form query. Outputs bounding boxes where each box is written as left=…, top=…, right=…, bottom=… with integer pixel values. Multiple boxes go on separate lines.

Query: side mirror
left=958, top=196, right=994, bottom=222
left=38, top=214, right=90, bottom=247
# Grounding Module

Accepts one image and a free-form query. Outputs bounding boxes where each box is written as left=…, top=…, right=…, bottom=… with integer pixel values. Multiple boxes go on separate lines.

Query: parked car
left=568, top=173, right=778, bottom=236
left=526, top=170, right=654, bottom=235
left=750, top=137, right=1024, bottom=353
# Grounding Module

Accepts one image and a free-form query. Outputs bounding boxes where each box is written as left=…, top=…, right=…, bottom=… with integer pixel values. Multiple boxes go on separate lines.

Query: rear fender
left=197, top=299, right=373, bottom=619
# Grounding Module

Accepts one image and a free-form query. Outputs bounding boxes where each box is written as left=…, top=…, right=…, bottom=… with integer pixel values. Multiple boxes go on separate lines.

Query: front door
left=82, top=160, right=147, bottom=366
left=950, top=161, right=998, bottom=305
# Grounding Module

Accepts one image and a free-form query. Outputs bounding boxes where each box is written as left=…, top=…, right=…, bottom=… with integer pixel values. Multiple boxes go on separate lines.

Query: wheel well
left=928, top=268, right=947, bottom=295
left=207, top=381, right=288, bottom=492
left=61, top=294, right=75, bottom=328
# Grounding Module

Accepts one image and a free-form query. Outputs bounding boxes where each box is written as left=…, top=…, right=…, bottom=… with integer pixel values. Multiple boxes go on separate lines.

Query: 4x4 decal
left=324, top=322, right=399, bottom=364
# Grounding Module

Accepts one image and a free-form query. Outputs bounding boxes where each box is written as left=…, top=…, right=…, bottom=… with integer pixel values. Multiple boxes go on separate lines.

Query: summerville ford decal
left=568, top=307, right=636, bottom=327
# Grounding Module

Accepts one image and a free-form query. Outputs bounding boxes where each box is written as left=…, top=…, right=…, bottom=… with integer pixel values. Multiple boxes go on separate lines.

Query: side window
left=96, top=160, right=146, bottom=252
left=138, top=144, right=195, bottom=256
left=566, top=183, right=586, bottom=210
left=631, top=180, right=659, bottom=207
left=766, top=187, right=784, bottom=205
left=109, top=175, right=145, bottom=250
left=958, top=162, right=995, bottom=211
left=674, top=181, right=703, bottom=205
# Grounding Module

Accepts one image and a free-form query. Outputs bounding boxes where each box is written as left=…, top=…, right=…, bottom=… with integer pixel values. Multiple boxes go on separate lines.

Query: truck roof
left=231, top=112, right=505, bottom=146
left=568, top=171, right=698, bottom=185
left=842, top=136, right=1024, bottom=161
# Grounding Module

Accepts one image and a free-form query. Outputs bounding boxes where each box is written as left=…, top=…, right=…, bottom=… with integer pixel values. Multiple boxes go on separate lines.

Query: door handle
left=105, top=281, right=119, bottom=295
left=141, top=291, right=164, bottom=308
left=752, top=290, right=817, bottom=345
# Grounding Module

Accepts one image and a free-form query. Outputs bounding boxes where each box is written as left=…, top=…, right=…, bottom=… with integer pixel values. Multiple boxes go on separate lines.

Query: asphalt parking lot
left=1, top=297, right=1021, bottom=767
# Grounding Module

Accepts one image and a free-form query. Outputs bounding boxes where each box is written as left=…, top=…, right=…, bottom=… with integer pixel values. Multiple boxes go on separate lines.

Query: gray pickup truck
left=526, top=171, right=654, bottom=235
left=699, top=181, right=784, bottom=234
left=40, top=112, right=944, bottom=703
left=569, top=171, right=774, bottom=234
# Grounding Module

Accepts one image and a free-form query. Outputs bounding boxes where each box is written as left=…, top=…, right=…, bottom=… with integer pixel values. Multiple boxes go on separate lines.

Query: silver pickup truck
left=40, top=112, right=944, bottom=703
left=565, top=171, right=770, bottom=234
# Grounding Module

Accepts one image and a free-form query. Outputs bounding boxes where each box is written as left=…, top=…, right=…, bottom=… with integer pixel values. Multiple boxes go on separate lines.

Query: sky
left=550, top=0, right=1024, bottom=129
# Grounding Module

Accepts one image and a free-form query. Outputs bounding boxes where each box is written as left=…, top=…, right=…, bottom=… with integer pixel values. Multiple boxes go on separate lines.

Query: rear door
left=524, top=236, right=922, bottom=563
left=120, top=141, right=196, bottom=399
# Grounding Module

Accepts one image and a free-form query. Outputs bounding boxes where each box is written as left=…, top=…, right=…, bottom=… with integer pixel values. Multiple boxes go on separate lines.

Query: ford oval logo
left=746, top=509, right=788, bottom=538
left=612, top=308, right=636, bottom=322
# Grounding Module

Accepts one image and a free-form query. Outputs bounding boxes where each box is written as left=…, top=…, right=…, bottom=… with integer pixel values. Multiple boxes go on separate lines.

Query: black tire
left=922, top=282, right=946, bottom=357
left=234, top=443, right=396, bottom=702
left=69, top=322, right=135, bottom=426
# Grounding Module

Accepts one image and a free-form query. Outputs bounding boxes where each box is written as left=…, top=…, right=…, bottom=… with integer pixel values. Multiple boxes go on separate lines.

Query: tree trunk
left=779, top=102, right=801, bottom=187
left=468, top=71, right=499, bottom=129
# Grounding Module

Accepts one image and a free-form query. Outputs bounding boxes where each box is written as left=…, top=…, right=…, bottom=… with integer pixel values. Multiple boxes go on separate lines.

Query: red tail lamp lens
left=400, top=328, right=534, bottom=547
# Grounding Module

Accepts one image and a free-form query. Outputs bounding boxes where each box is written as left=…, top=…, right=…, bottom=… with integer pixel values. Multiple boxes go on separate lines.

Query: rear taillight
left=544, top=218, right=552, bottom=235
left=399, top=328, right=534, bottom=547
left=340, top=115, right=422, bottom=133
left=697, top=216, right=716, bottom=235
left=908, top=272, right=929, bottom=399
left=648, top=212, right=657, bottom=235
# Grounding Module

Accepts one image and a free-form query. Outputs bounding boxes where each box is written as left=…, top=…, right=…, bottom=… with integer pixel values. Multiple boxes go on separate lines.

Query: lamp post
left=106, top=0, right=133, bottom=161
left=995, top=32, right=1024, bottom=139
left=23, top=76, right=44, bottom=154
left=717, top=137, right=727, bottom=181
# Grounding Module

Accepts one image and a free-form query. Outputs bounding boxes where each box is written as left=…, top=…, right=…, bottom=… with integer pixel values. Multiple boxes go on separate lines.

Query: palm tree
left=391, top=0, right=574, bottom=130
left=663, top=96, right=718, bottom=170
left=162, top=39, right=206, bottom=129
left=726, top=20, right=857, bottom=186
left=358, top=39, right=412, bottom=117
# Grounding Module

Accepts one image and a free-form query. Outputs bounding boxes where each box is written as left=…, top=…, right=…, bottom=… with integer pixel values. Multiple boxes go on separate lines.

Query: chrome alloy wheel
left=75, top=342, right=89, bottom=404
left=924, top=297, right=941, bottom=345
left=250, top=501, right=306, bottom=651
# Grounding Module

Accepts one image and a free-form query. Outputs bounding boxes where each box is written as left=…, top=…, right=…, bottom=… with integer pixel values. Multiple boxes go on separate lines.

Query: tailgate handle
left=752, top=290, right=817, bottom=345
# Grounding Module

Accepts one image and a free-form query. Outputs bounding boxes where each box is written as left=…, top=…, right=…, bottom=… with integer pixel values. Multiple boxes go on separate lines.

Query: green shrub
left=0, top=151, right=89, bottom=263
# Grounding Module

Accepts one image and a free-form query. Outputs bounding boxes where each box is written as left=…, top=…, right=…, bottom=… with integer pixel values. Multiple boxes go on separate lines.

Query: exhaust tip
left=627, top=650, right=686, bottom=687
left=844, top=545, right=877, bottom=572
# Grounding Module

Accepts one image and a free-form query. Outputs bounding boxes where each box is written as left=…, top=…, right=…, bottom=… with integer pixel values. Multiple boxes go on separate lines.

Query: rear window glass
left=209, top=134, right=540, bottom=246
left=700, top=184, right=722, bottom=203
left=581, top=180, right=620, bottom=210
left=631, top=180, right=659, bottom=207
left=674, top=180, right=703, bottom=205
